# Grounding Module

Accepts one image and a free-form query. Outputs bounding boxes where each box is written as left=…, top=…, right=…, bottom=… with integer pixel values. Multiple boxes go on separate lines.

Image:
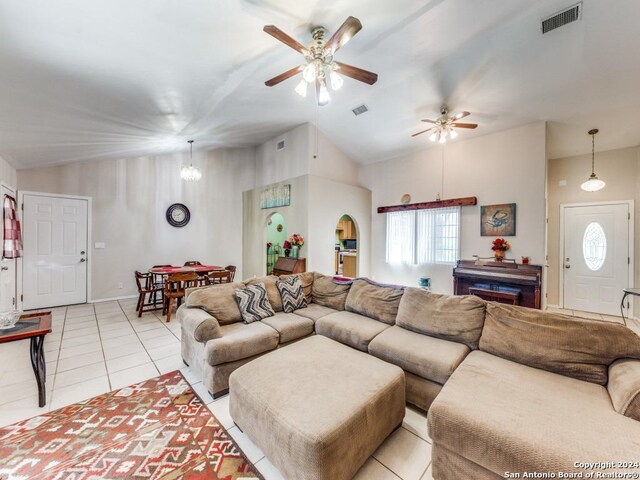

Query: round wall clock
left=166, top=203, right=191, bottom=227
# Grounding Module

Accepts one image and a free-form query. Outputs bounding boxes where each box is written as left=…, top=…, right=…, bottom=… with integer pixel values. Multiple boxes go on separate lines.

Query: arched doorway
left=265, top=212, right=287, bottom=275
left=335, top=214, right=358, bottom=277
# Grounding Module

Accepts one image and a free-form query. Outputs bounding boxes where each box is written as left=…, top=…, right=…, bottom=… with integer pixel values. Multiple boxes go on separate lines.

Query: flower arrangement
left=491, top=238, right=510, bottom=251
left=289, top=234, right=304, bottom=247
left=283, top=240, right=292, bottom=250
left=266, top=242, right=272, bottom=251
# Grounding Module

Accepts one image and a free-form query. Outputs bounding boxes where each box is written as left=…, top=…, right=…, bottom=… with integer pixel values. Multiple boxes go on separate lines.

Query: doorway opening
left=265, top=212, right=287, bottom=275
left=335, top=214, right=358, bottom=277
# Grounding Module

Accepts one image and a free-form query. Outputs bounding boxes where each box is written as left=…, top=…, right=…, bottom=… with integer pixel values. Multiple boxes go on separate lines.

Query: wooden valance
left=377, top=196, right=477, bottom=214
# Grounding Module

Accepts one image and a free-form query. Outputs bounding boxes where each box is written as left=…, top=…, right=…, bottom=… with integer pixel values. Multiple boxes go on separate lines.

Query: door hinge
left=628, top=257, right=631, bottom=265
left=20, top=294, right=23, bottom=302
left=21, top=203, right=24, bottom=211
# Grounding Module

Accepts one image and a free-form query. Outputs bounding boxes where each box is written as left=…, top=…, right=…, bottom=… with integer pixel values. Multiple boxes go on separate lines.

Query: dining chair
left=205, top=270, right=232, bottom=286
left=184, top=261, right=203, bottom=266
left=163, top=272, right=199, bottom=322
left=134, top=271, right=163, bottom=317
left=224, top=265, right=237, bottom=281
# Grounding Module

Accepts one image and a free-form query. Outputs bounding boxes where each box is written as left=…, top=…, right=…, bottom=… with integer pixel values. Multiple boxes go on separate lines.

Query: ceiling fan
left=412, top=106, right=478, bottom=143
left=263, top=16, right=378, bottom=106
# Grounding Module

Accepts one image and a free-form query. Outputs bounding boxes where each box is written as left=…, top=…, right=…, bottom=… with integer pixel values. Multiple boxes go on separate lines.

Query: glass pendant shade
left=302, top=63, right=317, bottom=83
left=181, top=140, right=202, bottom=182
left=581, top=129, right=604, bottom=192
left=330, top=71, right=343, bottom=90
left=294, top=79, right=308, bottom=97
left=318, top=79, right=330, bottom=106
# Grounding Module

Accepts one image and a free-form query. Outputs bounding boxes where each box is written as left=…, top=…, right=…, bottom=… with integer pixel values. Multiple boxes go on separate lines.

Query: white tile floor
left=0, top=299, right=434, bottom=480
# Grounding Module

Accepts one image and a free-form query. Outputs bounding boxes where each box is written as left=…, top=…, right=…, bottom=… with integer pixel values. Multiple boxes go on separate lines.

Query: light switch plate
left=94, top=242, right=106, bottom=249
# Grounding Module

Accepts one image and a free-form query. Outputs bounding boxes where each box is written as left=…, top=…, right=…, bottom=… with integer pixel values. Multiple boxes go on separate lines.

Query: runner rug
left=0, top=371, right=263, bottom=479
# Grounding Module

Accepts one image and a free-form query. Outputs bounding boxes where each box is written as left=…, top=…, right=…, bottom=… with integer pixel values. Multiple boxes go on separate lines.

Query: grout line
left=115, top=301, right=161, bottom=377
left=93, top=302, right=112, bottom=392
left=49, top=307, right=69, bottom=396
left=373, top=458, right=403, bottom=479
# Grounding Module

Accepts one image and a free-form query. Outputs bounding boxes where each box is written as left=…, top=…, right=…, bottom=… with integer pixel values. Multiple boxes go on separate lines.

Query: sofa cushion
left=427, top=350, right=640, bottom=476
left=244, top=275, right=283, bottom=312
left=261, top=312, right=314, bottom=344
left=315, top=311, right=390, bottom=352
left=345, top=279, right=404, bottom=325
left=293, top=303, right=338, bottom=323
left=205, top=321, right=279, bottom=366
left=608, top=359, right=640, bottom=422
left=369, top=326, right=470, bottom=384
left=185, top=281, right=245, bottom=325
left=234, top=283, right=275, bottom=324
left=311, top=273, right=350, bottom=310
left=480, top=303, right=640, bottom=384
left=276, top=276, right=308, bottom=313
left=396, top=288, right=485, bottom=350
left=279, top=271, right=314, bottom=301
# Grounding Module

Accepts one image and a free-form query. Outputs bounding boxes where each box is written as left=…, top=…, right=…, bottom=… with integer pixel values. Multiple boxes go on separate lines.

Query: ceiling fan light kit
left=180, top=140, right=202, bottom=182
left=580, top=128, right=605, bottom=192
left=412, top=105, right=478, bottom=142
left=263, top=17, right=378, bottom=106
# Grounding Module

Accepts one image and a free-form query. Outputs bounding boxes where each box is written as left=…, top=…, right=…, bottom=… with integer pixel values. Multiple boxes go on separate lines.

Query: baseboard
left=546, top=304, right=560, bottom=309
left=90, top=294, right=137, bottom=303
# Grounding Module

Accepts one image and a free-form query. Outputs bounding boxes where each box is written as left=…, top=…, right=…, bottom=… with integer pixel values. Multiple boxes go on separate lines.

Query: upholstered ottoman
left=229, top=335, right=405, bottom=480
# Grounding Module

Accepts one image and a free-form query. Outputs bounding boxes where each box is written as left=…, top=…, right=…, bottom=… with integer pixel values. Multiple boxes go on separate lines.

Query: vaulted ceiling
left=1, top=0, right=639, bottom=168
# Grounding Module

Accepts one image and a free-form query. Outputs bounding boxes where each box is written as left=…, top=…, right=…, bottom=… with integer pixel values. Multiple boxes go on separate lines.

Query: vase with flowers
left=491, top=238, right=510, bottom=262
left=283, top=240, right=292, bottom=257
left=288, top=234, right=304, bottom=259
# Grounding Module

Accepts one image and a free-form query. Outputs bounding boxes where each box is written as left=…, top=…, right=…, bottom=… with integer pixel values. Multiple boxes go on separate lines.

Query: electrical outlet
left=118, top=282, right=123, bottom=289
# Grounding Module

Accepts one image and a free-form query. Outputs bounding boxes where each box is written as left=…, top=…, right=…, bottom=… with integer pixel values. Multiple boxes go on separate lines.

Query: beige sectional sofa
left=178, top=271, right=640, bottom=478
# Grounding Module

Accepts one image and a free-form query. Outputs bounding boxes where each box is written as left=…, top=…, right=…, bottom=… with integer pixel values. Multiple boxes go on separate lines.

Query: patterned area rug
left=0, top=371, right=263, bottom=479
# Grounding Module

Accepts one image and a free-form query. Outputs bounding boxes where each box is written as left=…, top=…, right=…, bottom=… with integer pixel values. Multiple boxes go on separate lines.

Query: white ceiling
left=1, top=0, right=639, bottom=169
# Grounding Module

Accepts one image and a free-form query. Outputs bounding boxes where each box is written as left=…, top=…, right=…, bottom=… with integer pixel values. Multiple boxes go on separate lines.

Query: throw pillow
left=234, top=283, right=275, bottom=324
left=277, top=276, right=308, bottom=313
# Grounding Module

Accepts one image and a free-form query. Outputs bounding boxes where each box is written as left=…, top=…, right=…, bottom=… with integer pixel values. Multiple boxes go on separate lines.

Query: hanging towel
left=3, top=194, right=22, bottom=259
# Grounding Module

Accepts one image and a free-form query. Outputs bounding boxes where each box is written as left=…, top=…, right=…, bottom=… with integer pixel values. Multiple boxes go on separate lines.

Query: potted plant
left=491, top=238, right=510, bottom=262
left=283, top=240, right=292, bottom=257
left=288, top=234, right=304, bottom=259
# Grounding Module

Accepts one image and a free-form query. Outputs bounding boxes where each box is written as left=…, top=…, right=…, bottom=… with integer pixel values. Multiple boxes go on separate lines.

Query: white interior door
left=22, top=194, right=88, bottom=309
left=562, top=203, right=630, bottom=315
left=0, top=185, right=17, bottom=311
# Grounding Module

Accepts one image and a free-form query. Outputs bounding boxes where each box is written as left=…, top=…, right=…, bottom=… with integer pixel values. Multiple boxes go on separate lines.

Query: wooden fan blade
left=265, top=66, right=303, bottom=87
left=334, top=62, right=378, bottom=85
left=451, top=122, right=478, bottom=129
left=412, top=128, right=434, bottom=137
left=263, top=25, right=308, bottom=54
left=421, top=119, right=437, bottom=124
left=325, top=16, right=362, bottom=55
left=450, top=111, right=470, bottom=121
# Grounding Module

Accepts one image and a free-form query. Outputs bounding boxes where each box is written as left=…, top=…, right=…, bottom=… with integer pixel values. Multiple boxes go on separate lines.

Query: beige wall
left=547, top=146, right=640, bottom=314
left=359, top=122, right=547, bottom=293
left=17, top=148, right=256, bottom=300
left=0, top=155, right=17, bottom=189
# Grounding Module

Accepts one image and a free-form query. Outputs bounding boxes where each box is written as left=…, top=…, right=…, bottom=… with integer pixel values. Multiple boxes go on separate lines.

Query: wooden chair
left=163, top=272, right=199, bottom=322
left=135, top=271, right=163, bottom=317
left=224, top=265, right=236, bottom=282
left=205, top=270, right=232, bottom=286
left=184, top=261, right=202, bottom=266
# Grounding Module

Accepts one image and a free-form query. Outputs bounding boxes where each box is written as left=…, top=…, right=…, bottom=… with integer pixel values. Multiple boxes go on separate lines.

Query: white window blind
left=386, top=210, right=415, bottom=264
left=386, top=206, right=460, bottom=266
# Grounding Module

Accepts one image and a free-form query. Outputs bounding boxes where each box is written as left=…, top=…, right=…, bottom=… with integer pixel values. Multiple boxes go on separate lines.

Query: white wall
left=359, top=122, right=547, bottom=293
left=547, top=146, right=640, bottom=314
left=255, top=124, right=311, bottom=187
left=17, top=148, right=256, bottom=300
left=0, top=155, right=17, bottom=188
left=310, top=128, right=359, bottom=186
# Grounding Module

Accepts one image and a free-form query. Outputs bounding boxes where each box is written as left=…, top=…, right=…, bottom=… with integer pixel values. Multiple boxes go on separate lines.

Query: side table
left=620, top=288, right=640, bottom=326
left=0, top=312, right=52, bottom=407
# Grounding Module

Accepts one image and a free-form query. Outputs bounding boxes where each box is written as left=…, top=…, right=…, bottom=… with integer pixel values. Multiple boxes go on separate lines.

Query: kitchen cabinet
left=342, top=254, right=357, bottom=278
left=336, top=219, right=355, bottom=239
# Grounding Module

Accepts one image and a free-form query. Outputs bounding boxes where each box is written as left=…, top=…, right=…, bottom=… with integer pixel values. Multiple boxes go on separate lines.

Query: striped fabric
left=234, top=283, right=274, bottom=324
left=3, top=194, right=22, bottom=259
left=277, top=276, right=308, bottom=313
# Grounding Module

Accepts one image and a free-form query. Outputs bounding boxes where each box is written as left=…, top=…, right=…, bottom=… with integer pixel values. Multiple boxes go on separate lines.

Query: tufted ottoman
left=229, top=335, right=405, bottom=480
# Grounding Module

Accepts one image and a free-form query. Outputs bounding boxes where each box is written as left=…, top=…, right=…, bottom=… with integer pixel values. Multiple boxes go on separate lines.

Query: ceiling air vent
left=352, top=104, right=369, bottom=116
left=276, top=139, right=285, bottom=151
left=542, top=3, right=582, bottom=34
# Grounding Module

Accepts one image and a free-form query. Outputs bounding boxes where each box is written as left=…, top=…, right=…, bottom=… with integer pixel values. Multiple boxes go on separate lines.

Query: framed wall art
left=481, top=203, right=516, bottom=236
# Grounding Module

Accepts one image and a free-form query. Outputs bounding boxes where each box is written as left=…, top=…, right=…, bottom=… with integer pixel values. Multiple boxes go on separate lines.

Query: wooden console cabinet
left=272, top=257, right=306, bottom=276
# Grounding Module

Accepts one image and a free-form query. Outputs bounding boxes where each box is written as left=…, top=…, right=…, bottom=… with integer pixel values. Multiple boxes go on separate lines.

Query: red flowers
left=283, top=240, right=292, bottom=249
left=491, top=238, right=510, bottom=252
left=289, top=234, right=304, bottom=247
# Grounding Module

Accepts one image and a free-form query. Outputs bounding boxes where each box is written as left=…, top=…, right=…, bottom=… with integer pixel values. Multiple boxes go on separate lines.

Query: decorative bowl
left=0, top=310, right=22, bottom=330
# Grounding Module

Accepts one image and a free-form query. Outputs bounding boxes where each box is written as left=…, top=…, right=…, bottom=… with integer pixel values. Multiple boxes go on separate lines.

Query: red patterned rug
left=0, top=371, right=263, bottom=479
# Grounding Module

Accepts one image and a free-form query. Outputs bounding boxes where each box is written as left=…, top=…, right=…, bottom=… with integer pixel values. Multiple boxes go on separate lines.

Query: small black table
left=620, top=288, right=640, bottom=326
left=0, top=312, right=52, bottom=407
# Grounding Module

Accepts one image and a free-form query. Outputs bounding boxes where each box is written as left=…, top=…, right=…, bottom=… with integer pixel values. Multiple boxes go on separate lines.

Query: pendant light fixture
left=180, top=140, right=202, bottom=182
left=581, top=129, right=605, bottom=192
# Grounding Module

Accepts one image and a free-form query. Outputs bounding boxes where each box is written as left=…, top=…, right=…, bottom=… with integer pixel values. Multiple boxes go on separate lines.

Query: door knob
left=80, top=258, right=86, bottom=263
left=0, top=266, right=7, bottom=271
left=565, top=264, right=571, bottom=269
left=80, top=251, right=85, bottom=255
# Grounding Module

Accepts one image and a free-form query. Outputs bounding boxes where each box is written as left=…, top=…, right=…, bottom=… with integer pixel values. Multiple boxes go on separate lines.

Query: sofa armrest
left=608, top=359, right=640, bottom=421
left=177, top=305, right=222, bottom=343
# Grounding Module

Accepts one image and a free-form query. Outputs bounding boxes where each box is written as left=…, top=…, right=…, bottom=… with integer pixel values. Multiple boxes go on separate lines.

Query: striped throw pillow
left=234, top=283, right=275, bottom=324
left=277, top=276, right=308, bottom=313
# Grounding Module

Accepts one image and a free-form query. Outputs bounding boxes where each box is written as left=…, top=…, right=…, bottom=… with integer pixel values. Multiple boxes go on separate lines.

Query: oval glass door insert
left=582, top=222, right=607, bottom=271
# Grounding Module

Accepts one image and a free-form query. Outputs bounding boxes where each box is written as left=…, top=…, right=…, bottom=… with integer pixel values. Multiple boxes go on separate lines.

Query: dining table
left=148, top=265, right=224, bottom=275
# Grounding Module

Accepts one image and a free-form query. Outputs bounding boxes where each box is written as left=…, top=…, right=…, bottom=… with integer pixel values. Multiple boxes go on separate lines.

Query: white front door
left=22, top=194, right=88, bottom=309
left=0, top=185, right=17, bottom=311
left=562, top=203, right=630, bottom=315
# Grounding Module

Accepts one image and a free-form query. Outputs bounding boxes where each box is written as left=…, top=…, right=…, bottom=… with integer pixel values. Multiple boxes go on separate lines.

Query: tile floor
left=0, top=299, right=434, bottom=480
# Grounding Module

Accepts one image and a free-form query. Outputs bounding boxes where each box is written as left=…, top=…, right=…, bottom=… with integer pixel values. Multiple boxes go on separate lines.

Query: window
left=582, top=221, right=607, bottom=271
left=386, top=207, right=460, bottom=265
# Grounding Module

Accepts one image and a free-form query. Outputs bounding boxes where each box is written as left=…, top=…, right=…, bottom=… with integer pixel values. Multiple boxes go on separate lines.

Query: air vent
left=276, top=139, right=285, bottom=151
left=352, top=104, right=369, bottom=116
left=542, top=3, right=582, bottom=34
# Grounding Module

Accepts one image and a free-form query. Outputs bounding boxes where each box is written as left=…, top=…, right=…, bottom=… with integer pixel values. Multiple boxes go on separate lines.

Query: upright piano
left=452, top=260, right=543, bottom=309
